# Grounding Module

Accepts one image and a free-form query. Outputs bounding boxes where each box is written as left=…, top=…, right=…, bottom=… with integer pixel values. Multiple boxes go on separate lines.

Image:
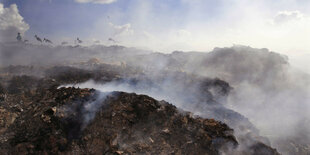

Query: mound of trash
left=1, top=44, right=292, bottom=154
left=0, top=85, right=279, bottom=154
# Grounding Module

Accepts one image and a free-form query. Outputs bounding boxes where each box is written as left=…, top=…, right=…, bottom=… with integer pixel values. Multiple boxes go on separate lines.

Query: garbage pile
left=0, top=70, right=279, bottom=154
left=1, top=44, right=309, bottom=154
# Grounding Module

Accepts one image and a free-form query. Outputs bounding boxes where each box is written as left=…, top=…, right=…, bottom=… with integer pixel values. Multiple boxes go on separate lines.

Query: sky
left=0, top=0, right=310, bottom=72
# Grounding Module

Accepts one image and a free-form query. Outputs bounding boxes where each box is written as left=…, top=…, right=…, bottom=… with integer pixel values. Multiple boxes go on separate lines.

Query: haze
left=1, top=0, right=310, bottom=73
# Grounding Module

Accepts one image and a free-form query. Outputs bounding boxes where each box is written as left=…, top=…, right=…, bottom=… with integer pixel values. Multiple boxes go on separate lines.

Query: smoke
left=0, top=43, right=150, bottom=67
left=187, top=46, right=310, bottom=154
left=194, top=46, right=310, bottom=138
left=61, top=45, right=309, bottom=154
left=0, top=39, right=309, bottom=154
left=62, top=69, right=266, bottom=151
left=80, top=91, right=111, bottom=128
left=0, top=1, right=309, bottom=153
left=57, top=90, right=115, bottom=139
left=63, top=72, right=271, bottom=153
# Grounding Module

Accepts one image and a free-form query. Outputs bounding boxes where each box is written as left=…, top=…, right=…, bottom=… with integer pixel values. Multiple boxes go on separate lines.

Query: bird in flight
left=76, top=37, right=83, bottom=44
left=43, top=38, right=53, bottom=44
left=34, top=35, right=42, bottom=43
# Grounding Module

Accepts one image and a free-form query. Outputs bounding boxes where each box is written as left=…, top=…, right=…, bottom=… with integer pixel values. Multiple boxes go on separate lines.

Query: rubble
left=0, top=83, right=5, bottom=94
left=0, top=62, right=281, bottom=154
left=45, top=66, right=94, bottom=84
left=0, top=86, right=235, bottom=154
left=7, top=75, right=39, bottom=94
left=0, top=44, right=308, bottom=154
left=0, top=84, right=278, bottom=154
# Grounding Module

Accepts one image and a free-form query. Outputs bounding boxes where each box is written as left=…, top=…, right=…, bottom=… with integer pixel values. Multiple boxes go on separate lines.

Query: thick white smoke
left=196, top=46, right=310, bottom=137
left=57, top=90, right=113, bottom=135
left=64, top=45, right=310, bottom=154
left=1, top=41, right=309, bottom=154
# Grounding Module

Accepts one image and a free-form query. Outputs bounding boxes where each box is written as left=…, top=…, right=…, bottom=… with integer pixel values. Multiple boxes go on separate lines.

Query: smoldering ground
left=1, top=42, right=309, bottom=154
left=56, top=89, right=117, bottom=140
left=65, top=46, right=309, bottom=154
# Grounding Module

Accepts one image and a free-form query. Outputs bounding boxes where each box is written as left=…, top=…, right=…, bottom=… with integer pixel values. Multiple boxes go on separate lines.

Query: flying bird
left=76, top=37, right=82, bottom=44
left=43, top=38, right=53, bottom=44
left=108, top=38, right=116, bottom=43
left=34, top=35, right=42, bottom=43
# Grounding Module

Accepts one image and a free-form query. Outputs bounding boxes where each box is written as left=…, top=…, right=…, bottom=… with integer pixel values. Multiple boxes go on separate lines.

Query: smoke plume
left=64, top=45, right=309, bottom=154
left=1, top=41, right=309, bottom=154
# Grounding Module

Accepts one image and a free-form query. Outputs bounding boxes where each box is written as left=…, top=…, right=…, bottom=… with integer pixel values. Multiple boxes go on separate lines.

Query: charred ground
left=0, top=64, right=279, bottom=154
left=1, top=43, right=307, bottom=154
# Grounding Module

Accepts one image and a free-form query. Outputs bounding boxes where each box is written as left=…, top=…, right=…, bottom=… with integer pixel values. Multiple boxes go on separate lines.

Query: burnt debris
left=0, top=85, right=279, bottom=154
left=0, top=65, right=280, bottom=154
left=0, top=44, right=298, bottom=154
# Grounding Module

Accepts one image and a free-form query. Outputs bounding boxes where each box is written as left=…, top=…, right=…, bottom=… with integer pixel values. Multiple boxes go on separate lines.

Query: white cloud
left=85, top=0, right=310, bottom=60
left=108, top=22, right=134, bottom=37
left=175, top=29, right=191, bottom=38
left=273, top=10, right=304, bottom=24
left=74, top=0, right=117, bottom=4
left=0, top=3, right=29, bottom=42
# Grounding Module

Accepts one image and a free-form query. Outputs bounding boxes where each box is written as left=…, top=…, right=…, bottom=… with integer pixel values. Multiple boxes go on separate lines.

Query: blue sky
left=1, top=0, right=230, bottom=40
left=1, top=0, right=310, bottom=56
left=1, top=0, right=310, bottom=72
left=2, top=0, right=127, bottom=37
